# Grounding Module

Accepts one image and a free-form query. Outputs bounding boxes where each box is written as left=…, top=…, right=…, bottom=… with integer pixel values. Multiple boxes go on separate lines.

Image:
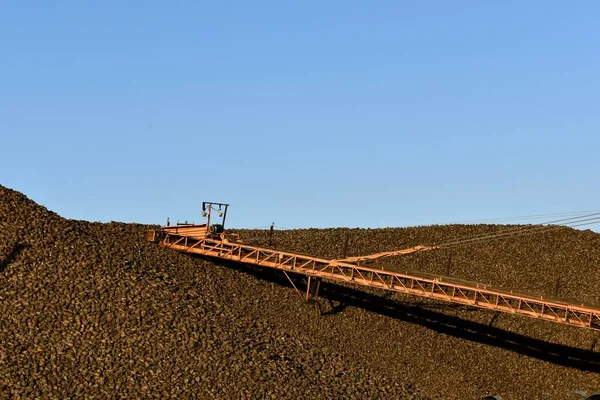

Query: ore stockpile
left=1, top=185, right=599, bottom=399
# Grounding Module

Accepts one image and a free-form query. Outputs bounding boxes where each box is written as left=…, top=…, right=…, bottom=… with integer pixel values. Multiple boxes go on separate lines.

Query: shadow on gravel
left=0, top=242, right=27, bottom=273
left=211, top=258, right=600, bottom=373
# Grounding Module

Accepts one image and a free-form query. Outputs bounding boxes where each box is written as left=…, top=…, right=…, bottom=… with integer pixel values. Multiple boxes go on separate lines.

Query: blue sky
left=1, top=1, right=599, bottom=229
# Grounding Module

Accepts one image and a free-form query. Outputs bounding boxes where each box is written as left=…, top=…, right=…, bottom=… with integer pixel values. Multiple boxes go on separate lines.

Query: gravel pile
left=1, top=184, right=599, bottom=399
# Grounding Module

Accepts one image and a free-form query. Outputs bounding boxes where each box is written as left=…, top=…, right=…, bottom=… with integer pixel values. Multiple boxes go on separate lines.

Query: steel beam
left=158, top=232, right=600, bottom=331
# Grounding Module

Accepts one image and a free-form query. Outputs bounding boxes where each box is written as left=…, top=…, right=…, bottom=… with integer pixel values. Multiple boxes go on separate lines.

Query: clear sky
left=1, top=1, right=599, bottom=229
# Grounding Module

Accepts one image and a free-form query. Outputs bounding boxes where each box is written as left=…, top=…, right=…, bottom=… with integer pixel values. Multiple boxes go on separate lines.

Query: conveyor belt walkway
left=149, top=228, right=600, bottom=331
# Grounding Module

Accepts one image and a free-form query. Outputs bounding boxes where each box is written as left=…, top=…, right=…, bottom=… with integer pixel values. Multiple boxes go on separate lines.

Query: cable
left=441, top=220, right=599, bottom=249
left=438, top=209, right=600, bottom=225
left=439, top=215, right=600, bottom=249
left=436, top=212, right=600, bottom=247
left=437, top=214, right=600, bottom=248
left=560, top=218, right=600, bottom=229
left=439, top=219, right=598, bottom=249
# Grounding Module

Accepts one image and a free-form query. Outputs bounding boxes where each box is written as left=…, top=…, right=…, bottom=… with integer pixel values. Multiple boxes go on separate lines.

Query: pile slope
left=1, top=185, right=599, bottom=399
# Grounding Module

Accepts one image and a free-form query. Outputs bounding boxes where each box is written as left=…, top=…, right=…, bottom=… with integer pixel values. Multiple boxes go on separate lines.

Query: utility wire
left=440, top=215, right=600, bottom=248
left=439, top=209, right=600, bottom=225
left=440, top=219, right=600, bottom=250
left=438, top=215, right=600, bottom=249
left=436, top=212, right=600, bottom=248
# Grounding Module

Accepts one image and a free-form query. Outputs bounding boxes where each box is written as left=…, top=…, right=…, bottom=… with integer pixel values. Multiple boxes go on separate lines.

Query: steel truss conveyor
left=149, top=227, right=600, bottom=331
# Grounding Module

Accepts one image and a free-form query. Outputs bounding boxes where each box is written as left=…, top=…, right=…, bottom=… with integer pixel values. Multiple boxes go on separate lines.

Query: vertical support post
left=314, top=278, right=321, bottom=299
left=222, top=204, right=228, bottom=228
left=342, top=231, right=350, bottom=258
left=306, top=276, right=312, bottom=301
left=269, top=222, right=274, bottom=247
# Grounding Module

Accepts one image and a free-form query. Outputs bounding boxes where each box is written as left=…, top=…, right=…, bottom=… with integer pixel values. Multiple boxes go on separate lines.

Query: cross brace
left=157, top=233, right=600, bottom=331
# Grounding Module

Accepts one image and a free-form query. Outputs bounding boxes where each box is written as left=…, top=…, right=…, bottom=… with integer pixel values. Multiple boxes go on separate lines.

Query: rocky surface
left=1, top=185, right=599, bottom=399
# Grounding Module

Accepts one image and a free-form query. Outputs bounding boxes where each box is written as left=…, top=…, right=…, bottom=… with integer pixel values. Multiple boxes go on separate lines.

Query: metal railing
left=158, top=232, right=600, bottom=331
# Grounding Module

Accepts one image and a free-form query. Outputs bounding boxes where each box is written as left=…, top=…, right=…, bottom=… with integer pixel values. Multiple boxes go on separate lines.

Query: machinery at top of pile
left=147, top=202, right=600, bottom=332
left=146, top=202, right=240, bottom=243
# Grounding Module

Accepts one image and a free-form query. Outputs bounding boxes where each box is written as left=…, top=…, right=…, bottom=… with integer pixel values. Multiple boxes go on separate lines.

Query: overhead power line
left=437, top=212, right=600, bottom=249
left=440, top=209, right=600, bottom=225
